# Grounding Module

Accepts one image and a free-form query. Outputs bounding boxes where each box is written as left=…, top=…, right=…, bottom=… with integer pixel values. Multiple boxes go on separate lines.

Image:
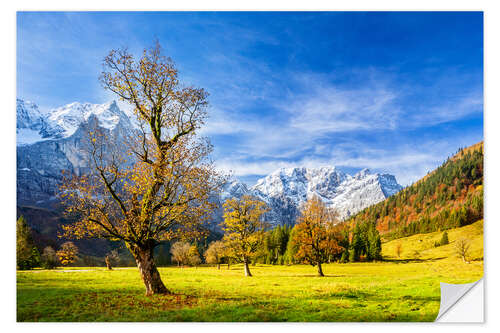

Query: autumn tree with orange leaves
left=292, top=196, right=344, bottom=277
left=57, top=242, right=79, bottom=266
left=61, top=42, right=224, bottom=295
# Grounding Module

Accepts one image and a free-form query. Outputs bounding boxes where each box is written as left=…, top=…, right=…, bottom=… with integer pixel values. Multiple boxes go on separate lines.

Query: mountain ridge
left=16, top=98, right=403, bottom=224
left=221, top=166, right=402, bottom=224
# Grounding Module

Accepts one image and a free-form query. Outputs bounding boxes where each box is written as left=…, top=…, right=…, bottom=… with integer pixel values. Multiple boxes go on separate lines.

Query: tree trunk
left=217, top=263, right=221, bottom=270
left=128, top=242, right=170, bottom=295
left=227, top=263, right=230, bottom=270
left=105, top=256, right=112, bottom=270
left=317, top=262, right=324, bottom=277
left=244, top=259, right=252, bottom=277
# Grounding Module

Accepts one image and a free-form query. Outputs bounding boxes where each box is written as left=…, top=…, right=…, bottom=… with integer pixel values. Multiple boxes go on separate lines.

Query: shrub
left=41, top=246, right=59, bottom=269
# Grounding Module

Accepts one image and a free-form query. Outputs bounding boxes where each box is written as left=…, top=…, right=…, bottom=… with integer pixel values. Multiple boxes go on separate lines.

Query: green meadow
left=17, top=221, right=483, bottom=322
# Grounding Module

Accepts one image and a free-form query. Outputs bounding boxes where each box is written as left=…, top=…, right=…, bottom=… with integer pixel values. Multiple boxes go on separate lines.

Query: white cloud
left=215, top=134, right=482, bottom=187
left=409, top=93, right=483, bottom=126
left=283, top=86, right=399, bottom=133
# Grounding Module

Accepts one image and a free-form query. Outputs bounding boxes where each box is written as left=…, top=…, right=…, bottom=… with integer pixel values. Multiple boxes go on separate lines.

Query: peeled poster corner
left=435, top=279, right=484, bottom=322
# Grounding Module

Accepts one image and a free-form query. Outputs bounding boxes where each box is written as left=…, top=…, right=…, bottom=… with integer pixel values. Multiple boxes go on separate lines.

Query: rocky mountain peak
left=223, top=166, right=403, bottom=224
left=16, top=98, right=404, bottom=225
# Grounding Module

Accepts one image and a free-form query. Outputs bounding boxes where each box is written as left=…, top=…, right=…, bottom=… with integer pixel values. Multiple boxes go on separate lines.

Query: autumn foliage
left=204, top=240, right=227, bottom=269
left=60, top=42, right=223, bottom=295
left=57, top=242, right=79, bottom=266
left=346, top=143, right=483, bottom=240
left=292, top=196, right=344, bottom=276
left=220, top=195, right=269, bottom=276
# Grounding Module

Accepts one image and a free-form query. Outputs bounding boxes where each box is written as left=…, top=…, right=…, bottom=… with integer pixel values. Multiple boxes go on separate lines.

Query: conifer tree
left=439, top=231, right=449, bottom=246
left=16, top=216, right=40, bottom=270
left=366, top=222, right=382, bottom=261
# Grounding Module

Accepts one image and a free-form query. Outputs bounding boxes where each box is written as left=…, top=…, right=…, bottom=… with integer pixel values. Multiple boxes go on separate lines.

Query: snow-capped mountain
left=44, top=101, right=133, bottom=138
left=16, top=99, right=136, bottom=205
left=16, top=99, right=134, bottom=145
left=16, top=98, right=403, bottom=224
left=221, top=166, right=402, bottom=224
left=16, top=98, right=52, bottom=145
left=17, top=99, right=45, bottom=130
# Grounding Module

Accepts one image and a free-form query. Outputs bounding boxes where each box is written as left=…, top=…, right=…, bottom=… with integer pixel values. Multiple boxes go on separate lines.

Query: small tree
left=221, top=195, right=269, bottom=277
left=57, top=242, right=79, bottom=266
left=170, top=241, right=191, bottom=267
left=105, top=250, right=120, bottom=270
left=16, top=216, right=40, bottom=270
left=440, top=231, right=449, bottom=246
left=395, top=243, right=403, bottom=258
left=455, top=238, right=471, bottom=263
left=41, top=246, right=59, bottom=269
left=105, top=256, right=112, bottom=270
left=292, top=196, right=343, bottom=276
left=204, top=240, right=225, bottom=269
left=188, top=245, right=202, bottom=267
left=222, top=240, right=236, bottom=269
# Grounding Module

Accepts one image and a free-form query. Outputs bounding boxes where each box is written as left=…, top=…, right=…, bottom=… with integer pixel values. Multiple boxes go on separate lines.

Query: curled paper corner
left=435, top=278, right=484, bottom=322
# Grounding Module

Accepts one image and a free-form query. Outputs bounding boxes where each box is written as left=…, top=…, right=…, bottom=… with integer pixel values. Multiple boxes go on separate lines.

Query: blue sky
left=17, top=12, right=483, bottom=186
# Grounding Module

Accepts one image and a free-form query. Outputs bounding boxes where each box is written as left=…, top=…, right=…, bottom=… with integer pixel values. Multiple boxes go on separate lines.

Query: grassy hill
left=382, top=220, right=483, bottom=262
left=347, top=142, right=483, bottom=241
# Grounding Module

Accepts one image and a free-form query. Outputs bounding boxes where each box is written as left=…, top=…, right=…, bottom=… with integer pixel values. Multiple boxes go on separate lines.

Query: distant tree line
left=16, top=215, right=126, bottom=270
left=203, top=196, right=382, bottom=277
left=18, top=196, right=383, bottom=276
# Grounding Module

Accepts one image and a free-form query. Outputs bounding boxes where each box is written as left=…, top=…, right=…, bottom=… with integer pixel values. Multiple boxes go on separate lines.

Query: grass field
left=17, top=221, right=483, bottom=322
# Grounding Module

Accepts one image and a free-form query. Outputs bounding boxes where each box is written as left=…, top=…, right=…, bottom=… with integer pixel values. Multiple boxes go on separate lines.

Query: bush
left=41, top=246, right=59, bottom=269
left=440, top=231, right=449, bottom=246
left=435, top=231, right=450, bottom=247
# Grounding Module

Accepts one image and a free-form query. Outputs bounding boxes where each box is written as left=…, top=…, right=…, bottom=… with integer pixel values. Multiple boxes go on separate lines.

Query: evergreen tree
left=349, top=226, right=363, bottom=262
left=16, top=216, right=40, bottom=270
left=284, top=227, right=299, bottom=264
left=439, top=231, right=449, bottom=246
left=366, top=222, right=382, bottom=261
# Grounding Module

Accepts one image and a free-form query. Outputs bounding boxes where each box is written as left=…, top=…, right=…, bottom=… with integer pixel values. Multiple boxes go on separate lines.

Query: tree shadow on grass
left=299, top=274, right=347, bottom=278
left=381, top=257, right=446, bottom=263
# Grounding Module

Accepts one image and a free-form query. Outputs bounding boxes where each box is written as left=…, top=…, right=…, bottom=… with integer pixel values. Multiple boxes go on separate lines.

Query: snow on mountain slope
left=16, top=99, right=136, bottom=205
left=16, top=99, right=134, bottom=145
left=16, top=99, right=51, bottom=145
left=221, top=167, right=403, bottom=224
left=45, top=101, right=132, bottom=138
left=17, top=98, right=45, bottom=130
